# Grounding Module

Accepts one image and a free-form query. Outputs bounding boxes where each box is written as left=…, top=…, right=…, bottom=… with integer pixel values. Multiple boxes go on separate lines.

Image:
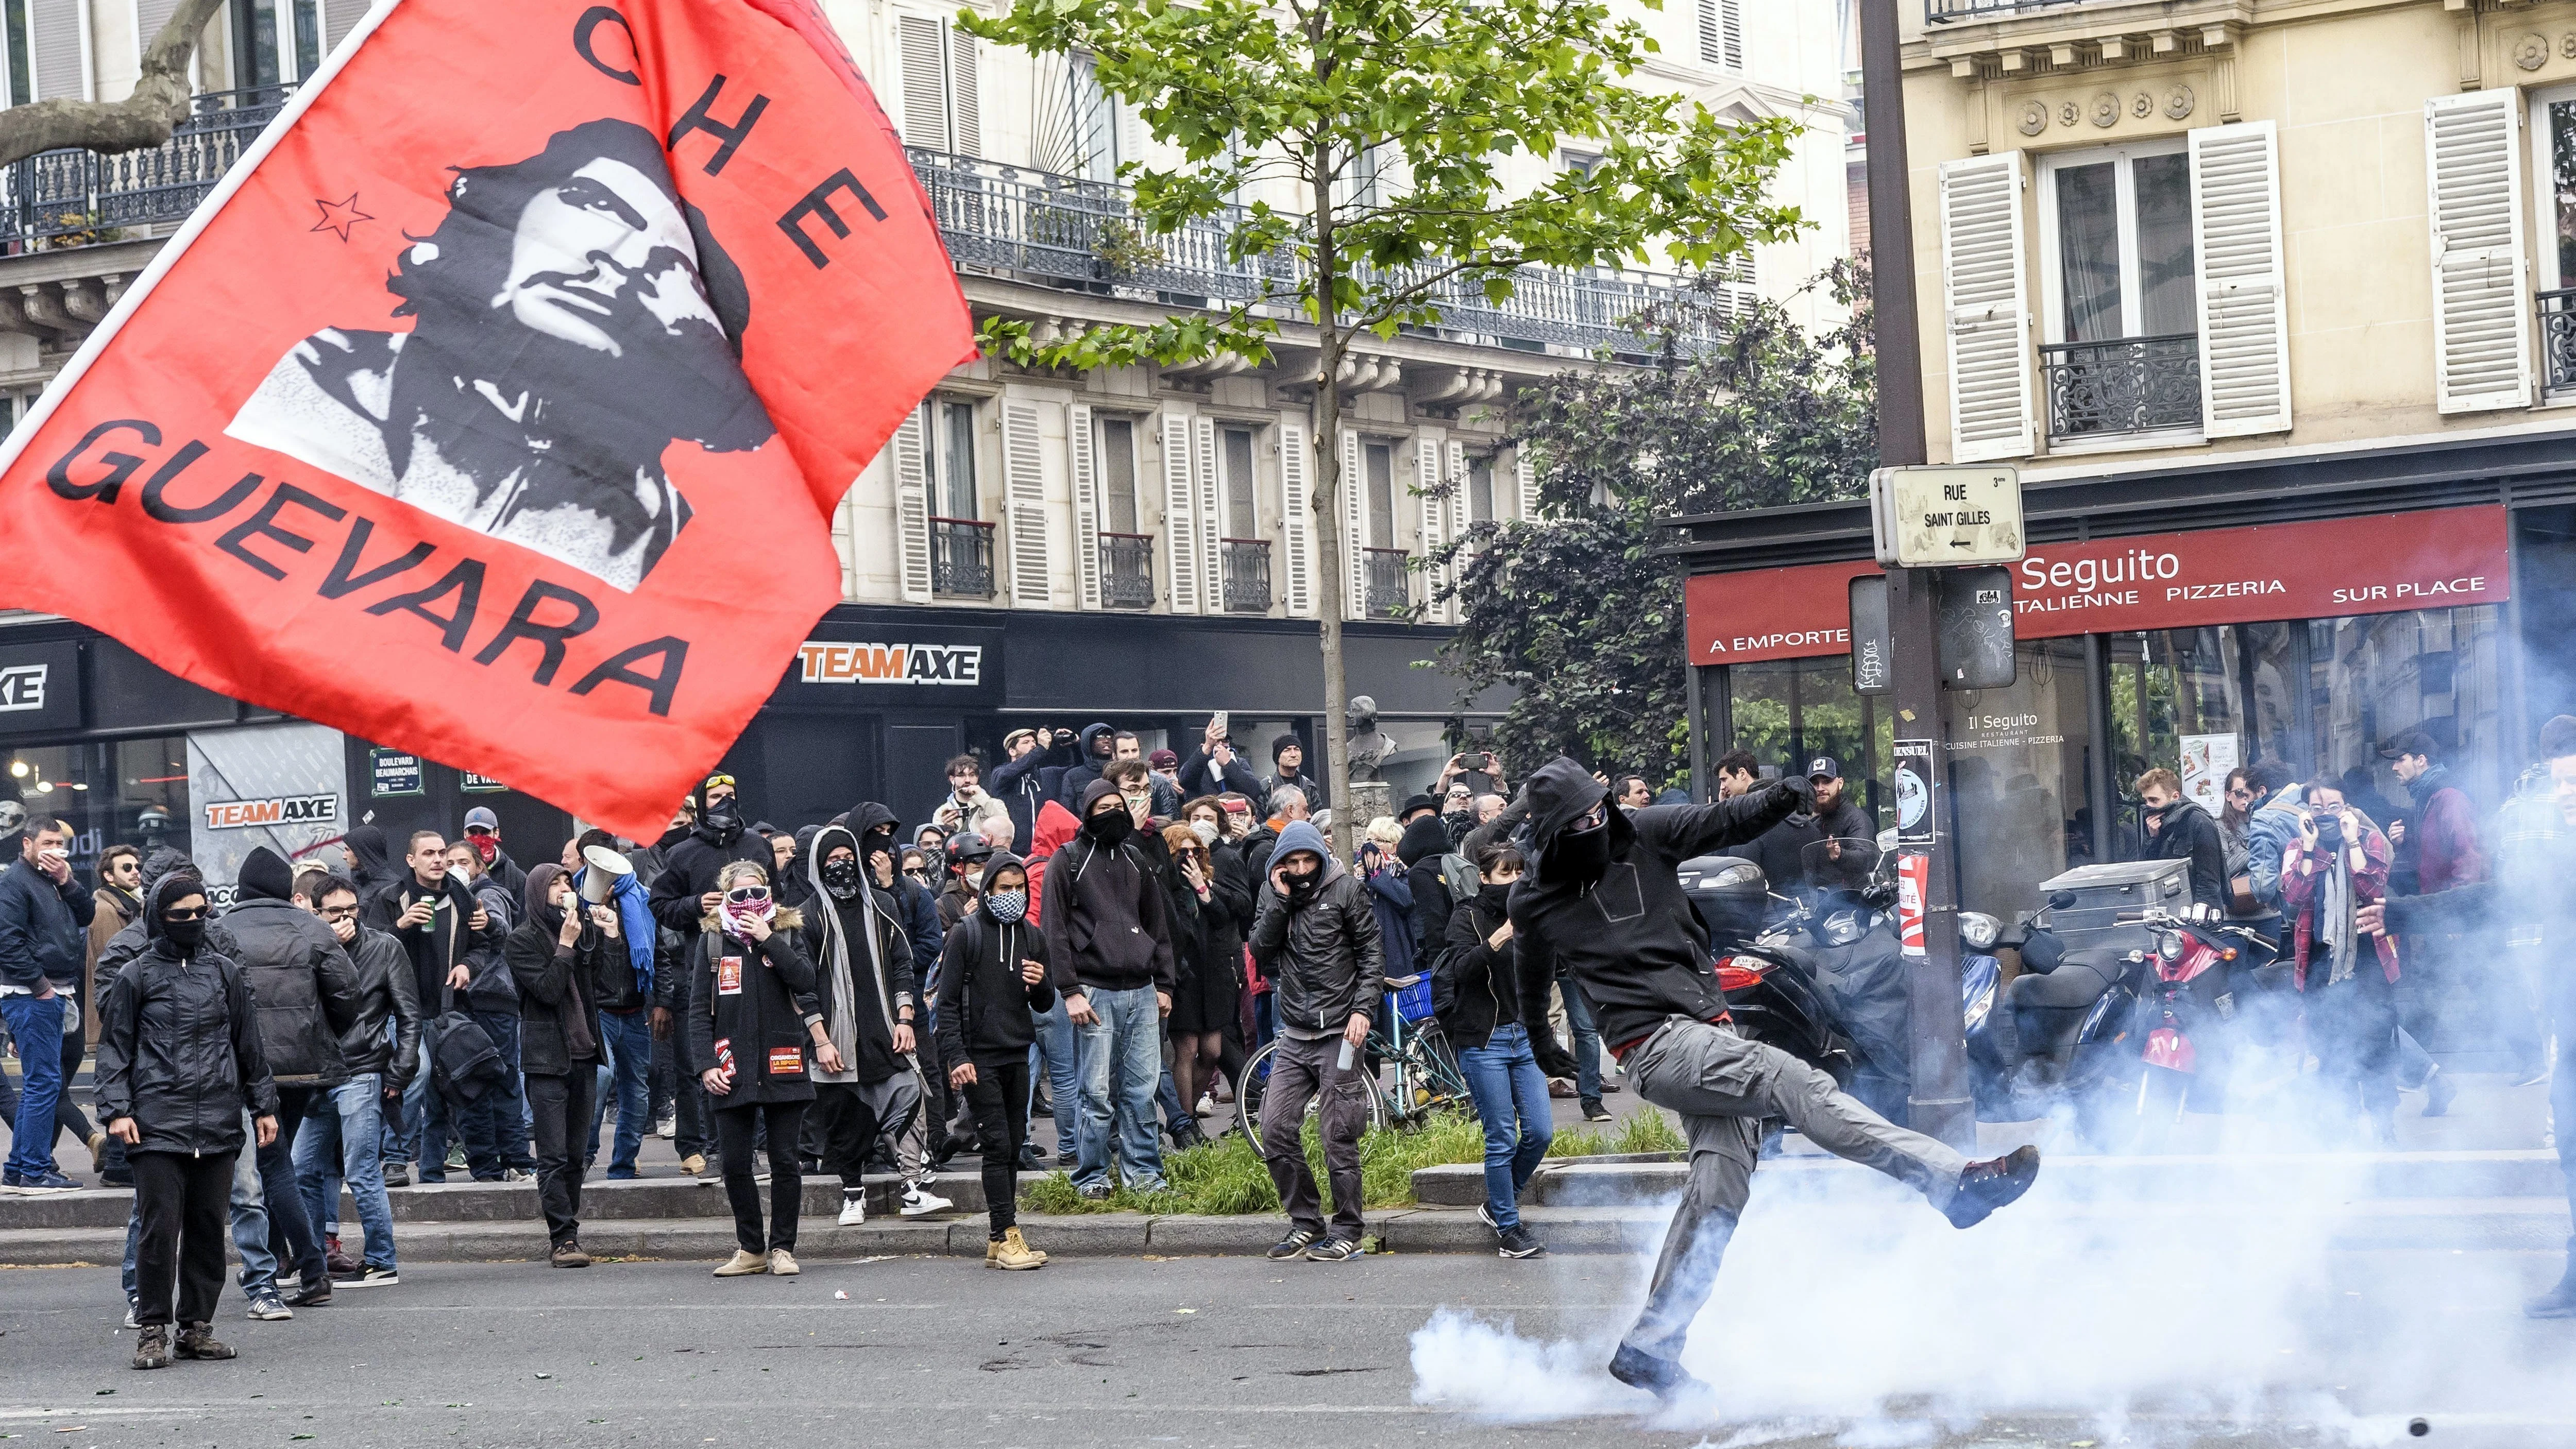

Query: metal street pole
left=1862, top=0, right=1974, bottom=1150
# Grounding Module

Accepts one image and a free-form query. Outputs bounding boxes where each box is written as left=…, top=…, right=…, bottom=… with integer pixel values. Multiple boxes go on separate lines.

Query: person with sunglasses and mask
left=796, top=824, right=923, bottom=1229
left=688, top=861, right=837, bottom=1277
left=95, top=875, right=280, bottom=1370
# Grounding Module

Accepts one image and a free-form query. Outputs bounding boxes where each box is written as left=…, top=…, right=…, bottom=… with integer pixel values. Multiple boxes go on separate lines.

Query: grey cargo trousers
left=1621, top=1017, right=1970, bottom=1360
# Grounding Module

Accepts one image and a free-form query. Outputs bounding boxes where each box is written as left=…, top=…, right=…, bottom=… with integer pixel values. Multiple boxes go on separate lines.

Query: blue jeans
left=589, top=1009, right=652, bottom=1175
left=452, top=1012, right=535, bottom=1178
left=124, top=1113, right=276, bottom=1301
left=294, top=1075, right=397, bottom=1272
left=1, top=993, right=64, bottom=1178
left=1028, top=995, right=1080, bottom=1161
left=1456, top=1023, right=1555, bottom=1232
left=1560, top=976, right=1603, bottom=1105
left=389, top=1035, right=440, bottom=1170
left=1072, top=983, right=1166, bottom=1194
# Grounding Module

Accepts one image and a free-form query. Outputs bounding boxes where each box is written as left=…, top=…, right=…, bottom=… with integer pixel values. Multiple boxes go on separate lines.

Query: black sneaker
left=1581, top=1100, right=1613, bottom=1123
left=1266, top=1228, right=1318, bottom=1261
left=382, top=1163, right=412, bottom=1188
left=1496, top=1224, right=1546, bottom=1259
left=282, top=1276, right=333, bottom=1308
left=1476, top=1202, right=1498, bottom=1231
left=1608, top=1343, right=1703, bottom=1400
left=1944, top=1145, right=2041, bottom=1229
left=1304, top=1236, right=1359, bottom=1263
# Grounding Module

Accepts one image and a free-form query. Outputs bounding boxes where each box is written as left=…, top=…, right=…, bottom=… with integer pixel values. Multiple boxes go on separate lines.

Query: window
left=923, top=399, right=977, bottom=518
left=1466, top=455, right=1496, bottom=523
left=2037, top=140, right=2200, bottom=441
left=1363, top=441, right=1395, bottom=546
left=899, top=13, right=980, bottom=157
left=236, top=0, right=324, bottom=89
left=1095, top=415, right=1142, bottom=534
left=1222, top=426, right=1259, bottom=536
left=1561, top=150, right=1603, bottom=182
left=2, top=0, right=28, bottom=105
left=1697, top=0, right=1742, bottom=70
left=1071, top=53, right=1119, bottom=181
left=2534, top=84, right=2576, bottom=292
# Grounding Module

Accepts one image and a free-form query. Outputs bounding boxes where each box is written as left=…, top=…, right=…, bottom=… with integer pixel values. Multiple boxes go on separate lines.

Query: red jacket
left=1024, top=800, right=1081, bottom=927
left=2412, top=778, right=2488, bottom=895
left=2280, top=824, right=2402, bottom=989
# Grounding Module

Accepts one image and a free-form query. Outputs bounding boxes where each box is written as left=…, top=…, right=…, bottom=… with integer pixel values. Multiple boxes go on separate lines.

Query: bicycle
left=1233, top=973, right=1475, bottom=1138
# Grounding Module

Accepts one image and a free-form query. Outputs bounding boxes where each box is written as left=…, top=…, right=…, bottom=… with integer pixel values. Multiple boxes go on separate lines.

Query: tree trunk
left=1309, top=141, right=1353, bottom=862
left=0, top=0, right=227, bottom=169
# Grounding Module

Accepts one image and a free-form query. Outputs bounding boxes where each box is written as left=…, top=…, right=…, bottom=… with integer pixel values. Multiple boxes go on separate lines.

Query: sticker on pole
left=1896, top=851, right=1929, bottom=960
left=1893, top=738, right=1937, bottom=848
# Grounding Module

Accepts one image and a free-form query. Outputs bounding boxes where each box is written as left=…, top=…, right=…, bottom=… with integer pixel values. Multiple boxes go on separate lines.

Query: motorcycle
left=2100, top=904, right=2269, bottom=1145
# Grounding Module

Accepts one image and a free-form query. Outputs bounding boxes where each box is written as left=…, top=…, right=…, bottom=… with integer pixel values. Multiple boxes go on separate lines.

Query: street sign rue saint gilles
left=1871, top=466, right=2025, bottom=570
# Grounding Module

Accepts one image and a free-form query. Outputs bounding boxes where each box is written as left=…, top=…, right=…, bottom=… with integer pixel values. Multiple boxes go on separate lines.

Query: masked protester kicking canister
left=1506, top=758, right=2042, bottom=1401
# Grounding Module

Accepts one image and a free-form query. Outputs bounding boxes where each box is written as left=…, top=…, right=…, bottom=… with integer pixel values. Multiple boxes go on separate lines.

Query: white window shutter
left=891, top=405, right=934, bottom=605
left=1162, top=410, right=1200, bottom=614
left=1415, top=438, right=1446, bottom=624
left=1069, top=401, right=1101, bottom=610
left=1341, top=429, right=1367, bottom=619
left=2189, top=121, right=2295, bottom=436
left=1194, top=417, right=1222, bottom=611
left=897, top=14, right=950, bottom=152
left=947, top=27, right=981, bottom=158
left=1938, top=152, right=2035, bottom=462
left=1279, top=420, right=1315, bottom=618
left=1513, top=446, right=1537, bottom=520
left=1002, top=399, right=1050, bottom=607
left=1698, top=0, right=1740, bottom=69
left=2425, top=92, right=2532, bottom=415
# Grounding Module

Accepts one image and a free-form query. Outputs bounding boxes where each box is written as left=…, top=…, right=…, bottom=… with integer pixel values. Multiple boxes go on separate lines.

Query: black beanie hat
left=235, top=846, right=296, bottom=904
left=1272, top=732, right=1302, bottom=763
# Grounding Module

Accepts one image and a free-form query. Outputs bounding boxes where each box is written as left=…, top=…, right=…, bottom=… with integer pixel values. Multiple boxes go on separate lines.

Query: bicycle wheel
left=1238, top=1038, right=1395, bottom=1137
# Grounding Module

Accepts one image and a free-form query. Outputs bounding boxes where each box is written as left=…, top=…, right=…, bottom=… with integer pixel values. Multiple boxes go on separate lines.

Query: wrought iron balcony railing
left=1924, top=0, right=2090, bottom=23
left=1100, top=532, right=1156, bottom=609
left=930, top=517, right=995, bottom=598
left=1, top=87, right=290, bottom=250
left=2040, top=333, right=2202, bottom=443
left=2539, top=288, right=2576, bottom=399
left=1363, top=548, right=1411, bottom=619
left=1221, top=538, right=1273, bottom=613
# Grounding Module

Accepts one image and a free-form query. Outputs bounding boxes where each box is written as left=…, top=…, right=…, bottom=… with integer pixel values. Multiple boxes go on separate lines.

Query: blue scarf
left=572, top=867, right=657, bottom=998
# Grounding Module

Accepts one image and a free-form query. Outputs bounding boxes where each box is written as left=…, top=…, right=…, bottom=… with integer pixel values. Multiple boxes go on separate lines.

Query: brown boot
left=174, top=1322, right=236, bottom=1360
left=550, top=1240, right=593, bottom=1269
left=131, top=1324, right=170, bottom=1370
left=989, top=1228, right=1044, bottom=1270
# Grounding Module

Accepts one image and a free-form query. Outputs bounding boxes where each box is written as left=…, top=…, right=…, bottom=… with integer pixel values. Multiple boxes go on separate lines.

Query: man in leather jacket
left=291, top=873, right=421, bottom=1287
left=1247, top=819, right=1383, bottom=1263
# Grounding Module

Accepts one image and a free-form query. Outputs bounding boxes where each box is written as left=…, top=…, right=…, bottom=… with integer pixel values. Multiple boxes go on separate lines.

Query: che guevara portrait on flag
left=227, top=118, right=775, bottom=592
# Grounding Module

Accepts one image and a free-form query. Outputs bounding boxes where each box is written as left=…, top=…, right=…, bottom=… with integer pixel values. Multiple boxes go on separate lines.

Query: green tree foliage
left=961, top=0, right=1802, bottom=850
left=1428, top=261, right=1878, bottom=789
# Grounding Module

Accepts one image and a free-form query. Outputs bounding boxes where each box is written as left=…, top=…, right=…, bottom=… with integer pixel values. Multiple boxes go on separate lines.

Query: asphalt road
left=7, top=1244, right=2576, bottom=1449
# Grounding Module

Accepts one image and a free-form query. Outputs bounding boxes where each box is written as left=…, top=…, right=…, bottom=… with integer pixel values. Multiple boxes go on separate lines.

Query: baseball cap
left=1149, top=748, right=1180, bottom=770
left=1805, top=755, right=1843, bottom=782
left=462, top=806, right=499, bottom=833
left=2377, top=728, right=2438, bottom=761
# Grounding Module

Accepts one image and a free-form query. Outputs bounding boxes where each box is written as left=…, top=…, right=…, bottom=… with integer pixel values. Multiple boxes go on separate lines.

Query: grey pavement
left=5, top=1247, right=2576, bottom=1448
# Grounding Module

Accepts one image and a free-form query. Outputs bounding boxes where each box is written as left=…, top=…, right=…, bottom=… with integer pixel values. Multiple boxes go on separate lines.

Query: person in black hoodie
left=796, top=823, right=925, bottom=1228
left=508, top=863, right=614, bottom=1268
left=1435, top=840, right=1578, bottom=1259
left=224, top=846, right=363, bottom=1308
left=341, top=824, right=398, bottom=898
left=1052, top=723, right=1120, bottom=812
left=687, top=860, right=836, bottom=1278
left=1395, top=812, right=1459, bottom=969
left=1044, top=779, right=1178, bottom=1198
left=936, top=853, right=1056, bottom=1269
left=96, top=874, right=279, bottom=1370
left=1507, top=757, right=2041, bottom=1401
left=646, top=775, right=774, bottom=935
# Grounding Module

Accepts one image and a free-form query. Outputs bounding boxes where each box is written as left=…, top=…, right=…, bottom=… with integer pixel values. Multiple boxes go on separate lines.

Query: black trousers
left=808, top=1082, right=881, bottom=1191
left=2311, top=966, right=2400, bottom=1121
left=56, top=1016, right=96, bottom=1145
left=256, top=1085, right=323, bottom=1289
left=525, top=1069, right=597, bottom=1248
left=714, top=1100, right=807, bottom=1254
left=963, top=1058, right=1031, bottom=1238
left=133, top=1149, right=234, bottom=1327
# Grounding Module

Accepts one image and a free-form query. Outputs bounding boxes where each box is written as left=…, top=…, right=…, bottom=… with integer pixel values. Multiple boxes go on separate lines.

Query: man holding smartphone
left=0, top=818, right=97, bottom=1191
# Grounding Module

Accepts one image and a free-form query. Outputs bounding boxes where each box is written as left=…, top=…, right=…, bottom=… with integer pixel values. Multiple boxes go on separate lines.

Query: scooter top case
left=2034, top=858, right=2192, bottom=958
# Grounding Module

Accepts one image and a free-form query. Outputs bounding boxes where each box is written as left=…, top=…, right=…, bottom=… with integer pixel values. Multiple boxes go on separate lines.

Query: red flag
left=0, top=0, right=973, bottom=839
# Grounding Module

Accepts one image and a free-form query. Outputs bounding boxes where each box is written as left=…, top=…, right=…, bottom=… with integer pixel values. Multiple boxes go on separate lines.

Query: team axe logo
left=204, top=793, right=341, bottom=829
left=0, top=662, right=44, bottom=712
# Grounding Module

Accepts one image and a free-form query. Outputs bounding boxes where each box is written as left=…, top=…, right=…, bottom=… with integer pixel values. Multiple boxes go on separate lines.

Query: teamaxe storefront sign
left=795, top=640, right=982, bottom=686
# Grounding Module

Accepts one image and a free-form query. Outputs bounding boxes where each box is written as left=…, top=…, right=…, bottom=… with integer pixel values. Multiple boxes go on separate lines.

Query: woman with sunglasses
left=95, top=875, right=280, bottom=1369
left=686, top=861, right=838, bottom=1277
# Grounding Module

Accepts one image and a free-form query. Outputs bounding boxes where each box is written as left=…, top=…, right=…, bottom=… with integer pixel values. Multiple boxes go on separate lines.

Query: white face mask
left=1190, top=820, right=1221, bottom=848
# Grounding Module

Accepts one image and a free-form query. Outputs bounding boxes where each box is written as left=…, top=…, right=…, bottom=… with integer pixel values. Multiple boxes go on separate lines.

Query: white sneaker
left=838, top=1191, right=867, bottom=1227
left=654, top=1117, right=676, bottom=1140
left=900, top=1183, right=953, bottom=1217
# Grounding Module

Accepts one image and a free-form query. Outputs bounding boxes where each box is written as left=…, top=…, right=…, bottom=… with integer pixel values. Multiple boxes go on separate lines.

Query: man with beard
left=226, top=118, right=772, bottom=592
left=1053, top=724, right=1121, bottom=813
left=1507, top=758, right=2041, bottom=1401
left=1745, top=755, right=1876, bottom=911
left=1044, top=781, right=1177, bottom=1199
left=797, top=825, right=920, bottom=1227
left=2138, top=768, right=2228, bottom=909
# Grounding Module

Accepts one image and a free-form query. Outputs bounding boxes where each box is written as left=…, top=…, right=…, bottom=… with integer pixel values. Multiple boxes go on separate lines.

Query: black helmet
left=946, top=831, right=994, bottom=872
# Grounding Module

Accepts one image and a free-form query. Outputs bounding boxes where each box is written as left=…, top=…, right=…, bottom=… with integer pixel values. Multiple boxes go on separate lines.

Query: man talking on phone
left=1249, top=820, right=1382, bottom=1263
left=0, top=817, right=96, bottom=1190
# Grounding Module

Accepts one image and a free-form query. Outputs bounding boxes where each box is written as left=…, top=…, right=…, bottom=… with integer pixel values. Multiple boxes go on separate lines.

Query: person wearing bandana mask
left=795, top=825, right=923, bottom=1228
left=1247, top=820, right=1381, bottom=1262
left=935, top=854, right=1057, bottom=1268
left=96, top=875, right=280, bottom=1370
left=645, top=775, right=773, bottom=941
left=1434, top=841, right=1577, bottom=1259
left=1042, top=779, right=1178, bottom=1199
left=1506, top=757, right=2042, bottom=1401
left=459, top=807, right=527, bottom=901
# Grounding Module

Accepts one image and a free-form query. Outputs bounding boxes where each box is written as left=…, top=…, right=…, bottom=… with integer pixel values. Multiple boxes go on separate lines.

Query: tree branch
left=0, top=0, right=228, bottom=170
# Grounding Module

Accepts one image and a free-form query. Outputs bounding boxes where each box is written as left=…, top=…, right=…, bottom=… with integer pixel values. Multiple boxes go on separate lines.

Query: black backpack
left=428, top=1010, right=507, bottom=1107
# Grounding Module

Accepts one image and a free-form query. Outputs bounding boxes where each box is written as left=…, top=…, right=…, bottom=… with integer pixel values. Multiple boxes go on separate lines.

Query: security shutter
left=891, top=405, right=934, bottom=605
left=1069, top=401, right=1101, bottom=610
left=897, top=14, right=951, bottom=151
left=1279, top=420, right=1315, bottom=618
left=2424, top=91, right=2533, bottom=414
left=1417, top=437, right=1451, bottom=625
left=1002, top=399, right=1050, bottom=607
left=1513, top=446, right=1537, bottom=521
left=1341, top=429, right=1367, bottom=619
left=1162, top=410, right=1201, bottom=613
left=2189, top=121, right=2294, bottom=436
left=1194, top=417, right=1222, bottom=611
left=1938, top=152, right=2035, bottom=462
left=948, top=27, right=981, bottom=157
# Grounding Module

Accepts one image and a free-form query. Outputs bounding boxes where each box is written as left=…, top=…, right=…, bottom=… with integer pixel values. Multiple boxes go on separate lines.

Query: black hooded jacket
left=2144, top=795, right=2228, bottom=909
left=1435, top=887, right=1578, bottom=1073
left=224, top=846, right=363, bottom=1087
left=343, top=825, right=398, bottom=895
left=508, top=863, right=610, bottom=1076
left=646, top=779, right=773, bottom=934
left=94, top=874, right=279, bottom=1156
left=798, top=823, right=918, bottom=1085
left=1052, top=723, right=1120, bottom=811
left=1396, top=815, right=1457, bottom=964
left=1041, top=780, right=1177, bottom=996
left=935, top=853, right=1056, bottom=1064
left=1507, top=757, right=1805, bottom=1055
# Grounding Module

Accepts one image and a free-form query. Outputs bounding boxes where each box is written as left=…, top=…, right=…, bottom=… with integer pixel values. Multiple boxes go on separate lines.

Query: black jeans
left=808, top=1082, right=881, bottom=1191
left=56, top=1015, right=96, bottom=1145
left=525, top=1069, right=597, bottom=1248
left=133, top=1149, right=234, bottom=1327
left=256, top=1085, right=325, bottom=1290
left=651, top=1022, right=710, bottom=1162
left=714, top=1100, right=807, bottom=1254
left=2311, top=965, right=2400, bottom=1122
left=963, top=1058, right=1031, bottom=1238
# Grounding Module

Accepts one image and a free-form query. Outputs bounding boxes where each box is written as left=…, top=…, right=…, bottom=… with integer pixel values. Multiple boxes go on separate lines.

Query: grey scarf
left=2315, top=844, right=2360, bottom=986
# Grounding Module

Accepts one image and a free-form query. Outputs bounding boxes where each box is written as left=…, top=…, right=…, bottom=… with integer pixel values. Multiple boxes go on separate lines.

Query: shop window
left=1938, top=638, right=2097, bottom=923
left=2104, top=624, right=2296, bottom=857
left=2308, top=605, right=2505, bottom=819
left=4, top=736, right=194, bottom=875
left=1724, top=656, right=1891, bottom=826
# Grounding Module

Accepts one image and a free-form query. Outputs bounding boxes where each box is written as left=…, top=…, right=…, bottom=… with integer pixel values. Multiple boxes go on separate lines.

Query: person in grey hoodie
left=1248, top=819, right=1383, bottom=1264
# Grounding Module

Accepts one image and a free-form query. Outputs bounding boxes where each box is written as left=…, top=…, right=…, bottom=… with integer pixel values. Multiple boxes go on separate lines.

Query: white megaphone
left=578, top=844, right=634, bottom=905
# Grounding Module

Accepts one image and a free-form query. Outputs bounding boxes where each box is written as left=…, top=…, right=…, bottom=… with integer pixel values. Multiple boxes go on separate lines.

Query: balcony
left=0, top=87, right=287, bottom=250
left=1221, top=538, right=1273, bottom=613
left=2040, top=333, right=2202, bottom=444
left=930, top=517, right=995, bottom=598
left=2540, top=289, right=2576, bottom=399
left=1924, top=0, right=2088, bottom=22
left=1100, top=532, right=1155, bottom=609
left=1363, top=548, right=1411, bottom=619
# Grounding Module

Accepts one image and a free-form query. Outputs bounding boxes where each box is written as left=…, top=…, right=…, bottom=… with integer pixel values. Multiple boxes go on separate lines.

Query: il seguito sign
left=1686, top=506, right=2510, bottom=664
